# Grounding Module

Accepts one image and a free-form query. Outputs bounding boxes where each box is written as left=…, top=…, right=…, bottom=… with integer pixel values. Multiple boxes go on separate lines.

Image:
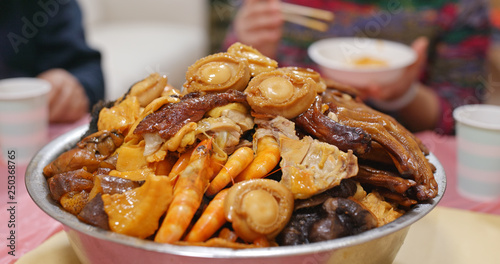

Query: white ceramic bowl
left=308, top=37, right=417, bottom=87
left=26, top=125, right=446, bottom=264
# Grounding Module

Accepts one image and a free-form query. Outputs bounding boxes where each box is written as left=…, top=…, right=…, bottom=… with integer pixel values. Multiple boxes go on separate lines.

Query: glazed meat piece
left=48, top=168, right=94, bottom=201
left=98, top=175, right=143, bottom=195
left=77, top=130, right=124, bottom=159
left=78, top=193, right=110, bottom=230
left=43, top=148, right=100, bottom=178
left=134, top=90, right=247, bottom=140
left=354, top=165, right=417, bottom=195
left=43, top=130, right=124, bottom=178
left=294, top=96, right=371, bottom=155
left=375, top=188, right=417, bottom=208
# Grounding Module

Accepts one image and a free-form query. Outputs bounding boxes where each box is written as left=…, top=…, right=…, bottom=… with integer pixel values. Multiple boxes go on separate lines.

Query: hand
left=234, top=0, right=284, bottom=59
left=37, top=68, right=90, bottom=123
left=358, top=37, right=429, bottom=101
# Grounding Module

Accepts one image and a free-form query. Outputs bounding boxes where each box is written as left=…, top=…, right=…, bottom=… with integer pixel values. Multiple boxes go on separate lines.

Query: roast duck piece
left=322, top=89, right=438, bottom=201
left=42, top=42, right=438, bottom=248
left=294, top=96, right=372, bottom=156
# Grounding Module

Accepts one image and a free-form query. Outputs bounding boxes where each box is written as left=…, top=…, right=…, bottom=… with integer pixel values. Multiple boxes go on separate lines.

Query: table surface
left=1, top=116, right=500, bottom=264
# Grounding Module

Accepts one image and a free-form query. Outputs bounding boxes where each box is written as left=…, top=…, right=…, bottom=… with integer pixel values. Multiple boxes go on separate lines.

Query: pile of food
left=43, top=43, right=438, bottom=248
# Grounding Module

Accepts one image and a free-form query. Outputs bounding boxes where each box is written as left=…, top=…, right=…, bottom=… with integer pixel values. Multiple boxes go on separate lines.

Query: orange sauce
left=352, top=56, right=388, bottom=68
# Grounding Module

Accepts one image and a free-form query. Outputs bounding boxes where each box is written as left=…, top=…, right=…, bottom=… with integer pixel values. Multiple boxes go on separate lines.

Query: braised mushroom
left=309, top=197, right=378, bottom=242
left=227, top=42, right=278, bottom=77
left=183, top=52, right=251, bottom=93
left=244, top=70, right=317, bottom=119
left=224, top=179, right=294, bottom=242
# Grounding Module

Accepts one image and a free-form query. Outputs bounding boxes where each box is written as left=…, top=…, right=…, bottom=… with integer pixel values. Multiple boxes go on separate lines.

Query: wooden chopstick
left=281, top=3, right=334, bottom=21
left=280, top=3, right=334, bottom=32
left=282, top=13, right=329, bottom=32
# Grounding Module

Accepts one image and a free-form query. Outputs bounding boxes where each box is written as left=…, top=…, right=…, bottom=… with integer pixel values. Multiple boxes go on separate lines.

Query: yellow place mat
left=16, top=231, right=80, bottom=264
left=17, top=206, right=500, bottom=264
left=394, top=206, right=500, bottom=264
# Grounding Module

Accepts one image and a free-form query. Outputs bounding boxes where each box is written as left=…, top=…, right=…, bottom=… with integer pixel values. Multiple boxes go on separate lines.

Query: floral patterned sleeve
left=425, top=0, right=491, bottom=134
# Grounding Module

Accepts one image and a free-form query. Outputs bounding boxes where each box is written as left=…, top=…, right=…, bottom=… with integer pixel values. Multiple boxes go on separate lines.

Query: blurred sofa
left=78, top=0, right=210, bottom=101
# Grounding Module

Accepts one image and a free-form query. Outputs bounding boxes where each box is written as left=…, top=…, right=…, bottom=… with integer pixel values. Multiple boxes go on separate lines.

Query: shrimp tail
left=184, top=188, right=229, bottom=242
left=234, top=135, right=280, bottom=182
left=155, top=139, right=213, bottom=243
left=206, top=147, right=254, bottom=196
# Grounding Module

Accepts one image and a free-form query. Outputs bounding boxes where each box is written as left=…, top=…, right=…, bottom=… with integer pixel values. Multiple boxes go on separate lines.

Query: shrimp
left=205, top=147, right=254, bottom=196
left=167, top=146, right=195, bottom=185
left=234, top=135, right=280, bottom=182
left=184, top=188, right=229, bottom=242
left=218, top=227, right=238, bottom=242
left=154, top=139, right=213, bottom=244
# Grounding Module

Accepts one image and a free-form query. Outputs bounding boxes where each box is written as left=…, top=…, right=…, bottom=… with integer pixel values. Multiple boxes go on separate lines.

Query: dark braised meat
left=77, top=130, right=124, bottom=159
left=78, top=193, right=110, bottom=230
left=376, top=188, right=418, bottom=208
left=98, top=175, right=143, bottom=195
left=48, top=168, right=94, bottom=201
left=354, top=165, right=416, bottom=195
left=43, top=130, right=124, bottom=178
left=133, top=90, right=247, bottom=139
left=99, top=153, right=118, bottom=170
left=43, top=148, right=101, bottom=178
left=294, top=96, right=371, bottom=155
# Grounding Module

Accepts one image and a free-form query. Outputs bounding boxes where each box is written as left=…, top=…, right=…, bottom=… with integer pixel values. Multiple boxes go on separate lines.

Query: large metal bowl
left=26, top=124, right=446, bottom=264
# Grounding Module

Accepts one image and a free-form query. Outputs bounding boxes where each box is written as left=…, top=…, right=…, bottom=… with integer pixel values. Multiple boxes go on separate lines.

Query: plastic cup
left=453, top=104, right=500, bottom=201
left=0, top=78, right=51, bottom=165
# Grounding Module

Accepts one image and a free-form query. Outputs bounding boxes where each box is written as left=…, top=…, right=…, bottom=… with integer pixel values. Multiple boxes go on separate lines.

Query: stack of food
left=42, top=43, right=438, bottom=248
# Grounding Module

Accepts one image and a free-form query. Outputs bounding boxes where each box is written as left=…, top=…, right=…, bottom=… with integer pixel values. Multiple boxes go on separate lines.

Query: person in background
left=223, top=0, right=491, bottom=134
left=0, top=0, right=105, bottom=123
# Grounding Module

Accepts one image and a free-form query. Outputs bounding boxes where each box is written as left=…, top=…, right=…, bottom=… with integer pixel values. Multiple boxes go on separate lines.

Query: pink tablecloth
left=1, top=119, right=499, bottom=264
left=1, top=116, right=89, bottom=264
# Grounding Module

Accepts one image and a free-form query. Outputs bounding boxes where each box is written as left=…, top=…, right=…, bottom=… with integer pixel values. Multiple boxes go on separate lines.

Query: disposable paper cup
left=0, top=78, right=51, bottom=165
left=453, top=104, right=500, bottom=201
